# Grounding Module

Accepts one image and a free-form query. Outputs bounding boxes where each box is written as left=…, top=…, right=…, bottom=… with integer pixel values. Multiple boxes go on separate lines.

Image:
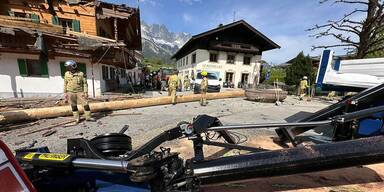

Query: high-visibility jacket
left=300, top=79, right=309, bottom=90
left=168, top=74, right=179, bottom=90
left=201, top=77, right=208, bottom=92
left=64, top=71, right=87, bottom=93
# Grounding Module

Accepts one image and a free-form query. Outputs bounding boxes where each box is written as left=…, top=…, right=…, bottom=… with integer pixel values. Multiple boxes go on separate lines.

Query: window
left=102, top=66, right=109, bottom=80
left=192, top=53, right=196, bottom=63
left=227, top=55, right=235, bottom=64
left=110, top=67, right=116, bottom=80
left=26, top=59, right=42, bottom=76
left=243, top=56, right=251, bottom=65
left=99, top=28, right=108, bottom=38
left=52, top=16, right=80, bottom=32
left=186, top=56, right=189, bottom=65
left=60, top=19, right=73, bottom=31
left=18, top=59, right=48, bottom=77
left=12, top=12, right=40, bottom=23
left=241, top=73, right=249, bottom=84
left=210, top=53, right=218, bottom=62
left=225, top=72, right=234, bottom=83
left=120, top=69, right=127, bottom=78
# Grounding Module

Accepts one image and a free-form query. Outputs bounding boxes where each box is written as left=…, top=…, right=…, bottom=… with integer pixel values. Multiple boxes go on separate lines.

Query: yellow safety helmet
left=201, top=71, right=208, bottom=76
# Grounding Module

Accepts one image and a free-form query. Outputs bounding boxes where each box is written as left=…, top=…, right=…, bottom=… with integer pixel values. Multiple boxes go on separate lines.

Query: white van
left=194, top=72, right=221, bottom=93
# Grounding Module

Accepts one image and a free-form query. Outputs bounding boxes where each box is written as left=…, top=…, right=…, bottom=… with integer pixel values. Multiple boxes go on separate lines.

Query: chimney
left=218, top=24, right=223, bottom=28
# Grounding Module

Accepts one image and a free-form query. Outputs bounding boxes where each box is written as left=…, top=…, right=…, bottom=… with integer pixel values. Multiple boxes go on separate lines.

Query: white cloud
left=182, top=13, right=192, bottom=22
left=179, top=0, right=201, bottom=5
left=139, top=0, right=157, bottom=6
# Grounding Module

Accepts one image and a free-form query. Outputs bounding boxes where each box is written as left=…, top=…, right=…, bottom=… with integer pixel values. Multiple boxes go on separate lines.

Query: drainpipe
left=91, top=62, right=95, bottom=98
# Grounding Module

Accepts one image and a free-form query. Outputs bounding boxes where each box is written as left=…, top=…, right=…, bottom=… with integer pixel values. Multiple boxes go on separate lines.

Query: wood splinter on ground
left=107, top=112, right=143, bottom=116
left=42, top=130, right=57, bottom=137
left=17, top=119, right=76, bottom=137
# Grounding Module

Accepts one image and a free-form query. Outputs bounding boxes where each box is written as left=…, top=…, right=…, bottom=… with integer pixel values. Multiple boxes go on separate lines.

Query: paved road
left=1, top=96, right=329, bottom=153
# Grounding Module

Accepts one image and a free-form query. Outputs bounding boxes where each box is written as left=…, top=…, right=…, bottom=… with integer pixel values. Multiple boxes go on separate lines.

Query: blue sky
left=108, top=0, right=364, bottom=64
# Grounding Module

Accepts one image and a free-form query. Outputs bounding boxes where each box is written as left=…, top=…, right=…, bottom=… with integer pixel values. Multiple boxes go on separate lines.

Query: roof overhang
left=172, top=20, right=280, bottom=59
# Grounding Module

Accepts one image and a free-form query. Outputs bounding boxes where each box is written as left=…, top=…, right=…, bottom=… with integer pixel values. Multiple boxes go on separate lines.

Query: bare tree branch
left=309, top=0, right=384, bottom=58
left=307, top=23, right=361, bottom=35
left=320, top=0, right=369, bottom=4
left=322, top=33, right=359, bottom=44
left=342, top=19, right=364, bottom=25
left=336, top=9, right=368, bottom=23
left=333, top=0, right=369, bottom=5
left=312, top=44, right=358, bottom=51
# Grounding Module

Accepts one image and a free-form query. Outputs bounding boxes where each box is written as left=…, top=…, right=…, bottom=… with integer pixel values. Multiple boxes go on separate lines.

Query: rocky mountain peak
left=141, top=21, right=192, bottom=63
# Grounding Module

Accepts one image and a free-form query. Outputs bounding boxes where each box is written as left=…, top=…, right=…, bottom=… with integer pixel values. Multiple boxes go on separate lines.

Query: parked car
left=194, top=72, right=221, bottom=93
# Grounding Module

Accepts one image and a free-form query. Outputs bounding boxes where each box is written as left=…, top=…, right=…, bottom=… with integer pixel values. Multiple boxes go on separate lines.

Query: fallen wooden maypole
left=0, top=91, right=244, bottom=125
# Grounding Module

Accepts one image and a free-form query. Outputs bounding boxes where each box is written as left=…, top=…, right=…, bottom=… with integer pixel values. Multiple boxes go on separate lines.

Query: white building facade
left=177, top=49, right=261, bottom=88
left=173, top=20, right=279, bottom=88
left=0, top=53, right=142, bottom=98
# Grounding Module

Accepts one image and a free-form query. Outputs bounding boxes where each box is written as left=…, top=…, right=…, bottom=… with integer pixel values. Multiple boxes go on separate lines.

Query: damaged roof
left=0, top=15, right=126, bottom=49
left=96, top=1, right=138, bottom=19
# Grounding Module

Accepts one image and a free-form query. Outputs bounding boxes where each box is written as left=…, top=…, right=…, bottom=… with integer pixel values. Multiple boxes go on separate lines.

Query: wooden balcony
left=209, top=41, right=260, bottom=54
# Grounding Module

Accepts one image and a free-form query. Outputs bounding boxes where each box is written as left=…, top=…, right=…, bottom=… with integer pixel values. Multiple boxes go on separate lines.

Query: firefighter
left=299, top=76, right=309, bottom=100
left=63, top=60, right=95, bottom=123
left=184, top=75, right=190, bottom=91
left=168, top=70, right=179, bottom=105
left=200, top=71, right=208, bottom=106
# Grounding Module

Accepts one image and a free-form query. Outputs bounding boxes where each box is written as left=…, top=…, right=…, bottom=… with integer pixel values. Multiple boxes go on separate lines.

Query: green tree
left=143, top=58, right=175, bottom=72
left=285, top=52, right=313, bottom=86
left=366, top=33, right=384, bottom=58
left=261, top=67, right=286, bottom=84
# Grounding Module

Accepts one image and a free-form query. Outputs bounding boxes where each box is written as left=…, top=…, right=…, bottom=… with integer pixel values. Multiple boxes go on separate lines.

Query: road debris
left=16, top=140, right=37, bottom=151
left=0, top=121, right=40, bottom=132
left=42, top=130, right=57, bottom=137
left=17, top=119, right=76, bottom=137
left=107, top=112, right=143, bottom=117
left=14, top=141, right=25, bottom=146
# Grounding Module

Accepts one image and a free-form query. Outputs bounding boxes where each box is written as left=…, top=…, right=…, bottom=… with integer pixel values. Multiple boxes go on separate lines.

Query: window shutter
left=60, top=62, right=66, bottom=78
left=31, top=14, right=40, bottom=23
left=52, top=16, right=59, bottom=25
left=78, top=63, right=87, bottom=75
left=40, top=58, right=49, bottom=77
left=72, top=19, right=80, bottom=32
left=17, top=59, right=27, bottom=77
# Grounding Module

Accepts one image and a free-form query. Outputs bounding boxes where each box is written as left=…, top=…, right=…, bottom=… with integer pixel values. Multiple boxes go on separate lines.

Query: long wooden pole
left=0, top=91, right=244, bottom=125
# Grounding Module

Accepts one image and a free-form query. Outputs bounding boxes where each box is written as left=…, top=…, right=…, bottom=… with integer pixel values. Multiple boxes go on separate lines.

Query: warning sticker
left=38, top=153, right=70, bottom=161
left=22, top=153, right=36, bottom=161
